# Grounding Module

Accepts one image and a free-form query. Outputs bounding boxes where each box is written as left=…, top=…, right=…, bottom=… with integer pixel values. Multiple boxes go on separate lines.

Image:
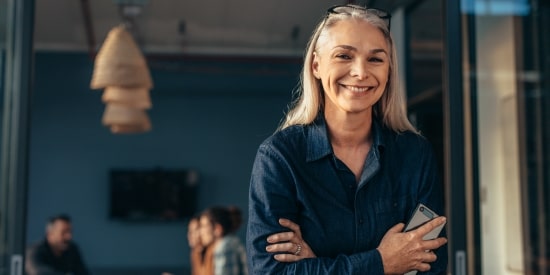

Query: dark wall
left=25, top=52, right=300, bottom=271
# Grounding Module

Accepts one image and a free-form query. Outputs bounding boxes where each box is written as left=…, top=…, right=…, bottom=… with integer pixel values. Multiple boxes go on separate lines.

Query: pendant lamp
left=90, top=25, right=153, bottom=134
left=101, top=103, right=151, bottom=133
left=102, top=86, right=152, bottom=109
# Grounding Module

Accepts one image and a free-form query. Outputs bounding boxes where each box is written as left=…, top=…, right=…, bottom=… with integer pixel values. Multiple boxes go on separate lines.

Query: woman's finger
left=423, top=250, right=437, bottom=263
left=422, top=237, right=447, bottom=250
left=266, top=242, right=298, bottom=253
left=413, top=217, right=446, bottom=238
left=274, top=253, right=301, bottom=262
left=267, top=231, right=295, bottom=243
left=416, top=262, right=432, bottom=272
left=278, top=218, right=302, bottom=237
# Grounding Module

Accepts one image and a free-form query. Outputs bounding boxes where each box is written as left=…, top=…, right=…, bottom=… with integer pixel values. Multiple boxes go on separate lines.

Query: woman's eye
left=336, top=54, right=351, bottom=60
left=369, top=57, right=384, bottom=63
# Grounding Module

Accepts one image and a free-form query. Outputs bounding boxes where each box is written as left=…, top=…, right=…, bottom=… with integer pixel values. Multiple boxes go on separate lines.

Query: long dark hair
left=201, top=205, right=242, bottom=236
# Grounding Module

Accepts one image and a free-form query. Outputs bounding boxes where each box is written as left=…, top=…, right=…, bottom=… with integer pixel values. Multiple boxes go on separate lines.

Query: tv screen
left=109, top=168, right=199, bottom=222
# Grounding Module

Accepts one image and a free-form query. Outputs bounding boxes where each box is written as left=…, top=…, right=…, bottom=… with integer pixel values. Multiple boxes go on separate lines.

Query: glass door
left=0, top=0, right=34, bottom=274
left=0, top=0, right=7, bottom=271
left=461, top=0, right=550, bottom=274
left=515, top=0, right=550, bottom=273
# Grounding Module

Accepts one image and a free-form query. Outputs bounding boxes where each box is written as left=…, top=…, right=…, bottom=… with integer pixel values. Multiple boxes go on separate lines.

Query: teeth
left=346, top=85, right=370, bottom=92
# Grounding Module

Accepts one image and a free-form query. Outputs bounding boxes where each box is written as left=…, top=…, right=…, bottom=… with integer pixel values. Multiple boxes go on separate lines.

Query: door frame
left=1, top=0, right=34, bottom=274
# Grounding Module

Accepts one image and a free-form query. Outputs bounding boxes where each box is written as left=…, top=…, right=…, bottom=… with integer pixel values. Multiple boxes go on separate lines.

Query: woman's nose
left=350, top=60, right=369, bottom=80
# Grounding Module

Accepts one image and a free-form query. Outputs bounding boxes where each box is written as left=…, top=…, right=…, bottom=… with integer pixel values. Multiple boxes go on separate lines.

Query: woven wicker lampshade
left=102, top=86, right=152, bottom=109
left=101, top=103, right=151, bottom=134
left=90, top=24, right=154, bottom=134
left=90, top=25, right=153, bottom=89
left=110, top=123, right=152, bottom=134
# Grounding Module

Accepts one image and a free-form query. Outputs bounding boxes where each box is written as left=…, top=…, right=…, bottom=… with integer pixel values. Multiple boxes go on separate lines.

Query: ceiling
left=33, top=0, right=419, bottom=57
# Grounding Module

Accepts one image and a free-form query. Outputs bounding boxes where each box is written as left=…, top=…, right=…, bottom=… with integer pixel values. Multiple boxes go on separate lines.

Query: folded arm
left=247, top=146, right=386, bottom=274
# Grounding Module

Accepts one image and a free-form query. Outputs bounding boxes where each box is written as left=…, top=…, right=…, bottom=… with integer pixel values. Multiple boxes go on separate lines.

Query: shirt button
left=358, top=219, right=364, bottom=224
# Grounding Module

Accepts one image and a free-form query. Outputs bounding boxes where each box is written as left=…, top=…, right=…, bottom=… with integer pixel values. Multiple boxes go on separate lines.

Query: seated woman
left=187, top=215, right=205, bottom=275
left=199, top=206, right=248, bottom=275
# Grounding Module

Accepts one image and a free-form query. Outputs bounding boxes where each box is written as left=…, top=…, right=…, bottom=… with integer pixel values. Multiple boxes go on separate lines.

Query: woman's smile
left=340, top=83, right=374, bottom=93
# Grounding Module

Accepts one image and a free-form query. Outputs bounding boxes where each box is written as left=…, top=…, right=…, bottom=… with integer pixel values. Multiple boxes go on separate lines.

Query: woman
left=187, top=216, right=205, bottom=275
left=247, top=4, right=447, bottom=274
left=200, top=206, right=248, bottom=275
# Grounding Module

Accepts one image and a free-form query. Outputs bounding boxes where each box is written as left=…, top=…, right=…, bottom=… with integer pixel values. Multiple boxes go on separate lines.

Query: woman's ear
left=312, top=52, right=321, bottom=79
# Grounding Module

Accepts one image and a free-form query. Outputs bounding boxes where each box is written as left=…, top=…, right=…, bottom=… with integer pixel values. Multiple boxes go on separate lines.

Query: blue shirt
left=246, top=115, right=447, bottom=274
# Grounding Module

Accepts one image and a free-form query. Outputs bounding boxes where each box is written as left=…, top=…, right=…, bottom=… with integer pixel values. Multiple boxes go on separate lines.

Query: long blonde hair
left=279, top=5, right=417, bottom=134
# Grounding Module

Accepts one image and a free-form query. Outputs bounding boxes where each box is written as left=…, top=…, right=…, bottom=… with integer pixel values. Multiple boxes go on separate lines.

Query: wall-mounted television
left=109, top=168, right=199, bottom=222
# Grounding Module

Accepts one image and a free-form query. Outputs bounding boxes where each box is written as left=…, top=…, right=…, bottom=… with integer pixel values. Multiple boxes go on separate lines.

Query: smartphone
left=403, top=203, right=446, bottom=275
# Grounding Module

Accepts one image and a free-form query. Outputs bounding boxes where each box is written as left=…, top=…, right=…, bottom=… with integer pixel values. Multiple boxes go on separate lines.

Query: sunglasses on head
left=325, top=5, right=391, bottom=30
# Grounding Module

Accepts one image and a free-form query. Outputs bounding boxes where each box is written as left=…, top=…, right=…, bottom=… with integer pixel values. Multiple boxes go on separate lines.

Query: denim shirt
left=246, top=115, right=447, bottom=275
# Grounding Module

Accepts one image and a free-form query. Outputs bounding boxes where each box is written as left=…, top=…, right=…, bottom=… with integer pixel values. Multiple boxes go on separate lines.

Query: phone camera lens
left=419, top=206, right=425, bottom=212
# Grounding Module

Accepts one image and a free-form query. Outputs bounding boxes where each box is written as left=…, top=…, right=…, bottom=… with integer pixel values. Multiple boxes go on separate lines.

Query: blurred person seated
left=199, top=206, right=247, bottom=275
left=26, top=214, right=90, bottom=275
left=188, top=215, right=206, bottom=275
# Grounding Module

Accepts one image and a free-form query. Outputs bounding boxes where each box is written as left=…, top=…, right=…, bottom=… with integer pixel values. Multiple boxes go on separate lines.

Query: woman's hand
left=265, top=218, right=317, bottom=262
left=377, top=216, right=448, bottom=274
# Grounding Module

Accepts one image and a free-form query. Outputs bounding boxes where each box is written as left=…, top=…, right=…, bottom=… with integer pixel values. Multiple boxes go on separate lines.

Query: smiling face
left=312, top=19, right=390, bottom=117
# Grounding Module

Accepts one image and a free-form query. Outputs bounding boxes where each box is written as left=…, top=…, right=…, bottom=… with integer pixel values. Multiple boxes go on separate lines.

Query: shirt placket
left=355, top=149, right=381, bottom=251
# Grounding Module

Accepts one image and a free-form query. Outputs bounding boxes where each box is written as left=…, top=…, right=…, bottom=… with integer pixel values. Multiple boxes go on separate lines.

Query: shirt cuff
left=349, top=249, right=385, bottom=275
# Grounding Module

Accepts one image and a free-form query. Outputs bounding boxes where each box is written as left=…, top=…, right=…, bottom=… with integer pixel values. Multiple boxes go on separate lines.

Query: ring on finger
left=294, top=243, right=302, bottom=256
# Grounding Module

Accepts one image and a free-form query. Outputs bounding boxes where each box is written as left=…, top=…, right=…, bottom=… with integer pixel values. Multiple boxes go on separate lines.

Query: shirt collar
left=306, top=114, right=386, bottom=162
